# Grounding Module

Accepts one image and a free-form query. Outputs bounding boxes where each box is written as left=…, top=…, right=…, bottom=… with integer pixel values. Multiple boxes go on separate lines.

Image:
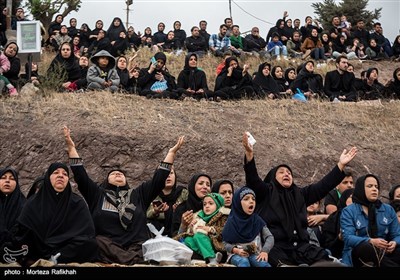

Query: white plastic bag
left=142, top=223, right=193, bottom=265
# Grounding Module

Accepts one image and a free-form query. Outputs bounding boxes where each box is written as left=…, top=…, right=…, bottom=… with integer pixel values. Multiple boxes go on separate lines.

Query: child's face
left=98, top=56, right=109, bottom=67
left=132, top=69, right=140, bottom=78
left=241, top=194, right=256, bottom=215
left=203, top=196, right=217, bottom=215
left=307, top=201, right=320, bottom=214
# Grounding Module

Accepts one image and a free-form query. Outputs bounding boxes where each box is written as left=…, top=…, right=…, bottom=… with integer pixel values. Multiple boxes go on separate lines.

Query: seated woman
left=291, top=60, right=324, bottom=100
left=8, top=162, right=99, bottom=266
left=46, top=42, right=81, bottom=92
left=341, top=174, right=400, bottom=267
left=177, top=53, right=214, bottom=100
left=146, top=167, right=188, bottom=237
left=171, top=173, right=212, bottom=238
left=0, top=167, right=25, bottom=249
left=214, top=56, right=254, bottom=100
left=251, top=62, right=280, bottom=99
left=63, top=126, right=185, bottom=265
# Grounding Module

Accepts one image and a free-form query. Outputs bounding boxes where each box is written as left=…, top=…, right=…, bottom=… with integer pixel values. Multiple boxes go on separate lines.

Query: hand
left=256, top=251, right=268, bottom=262
left=243, top=132, right=254, bottom=162
left=181, top=210, right=193, bottom=227
left=155, top=73, right=164, bottom=81
left=63, top=125, right=75, bottom=149
left=169, top=136, right=185, bottom=154
left=338, top=146, right=358, bottom=170
left=154, top=202, right=169, bottom=214
left=387, top=241, right=397, bottom=253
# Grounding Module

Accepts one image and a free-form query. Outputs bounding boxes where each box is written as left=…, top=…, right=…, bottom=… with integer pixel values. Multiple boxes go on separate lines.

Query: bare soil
left=1, top=85, right=399, bottom=200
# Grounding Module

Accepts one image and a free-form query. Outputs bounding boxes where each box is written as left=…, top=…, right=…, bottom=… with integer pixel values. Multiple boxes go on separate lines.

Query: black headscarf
left=252, top=62, right=280, bottom=94
left=172, top=173, right=212, bottom=235
left=389, top=184, right=400, bottom=202
left=0, top=167, right=26, bottom=243
left=352, top=174, right=382, bottom=238
left=101, top=169, right=136, bottom=230
left=264, top=164, right=308, bottom=241
left=222, top=187, right=265, bottom=243
left=47, top=42, right=81, bottom=82
left=17, top=162, right=95, bottom=247
left=182, top=52, right=199, bottom=90
left=212, top=179, right=234, bottom=194
left=219, top=56, right=243, bottom=80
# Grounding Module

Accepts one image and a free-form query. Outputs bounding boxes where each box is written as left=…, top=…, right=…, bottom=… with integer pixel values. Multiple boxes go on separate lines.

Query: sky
left=62, top=0, right=400, bottom=43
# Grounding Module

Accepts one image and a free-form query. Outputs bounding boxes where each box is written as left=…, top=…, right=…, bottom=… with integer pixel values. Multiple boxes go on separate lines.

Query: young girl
left=177, top=193, right=226, bottom=265
left=222, top=187, right=273, bottom=267
left=0, top=51, right=17, bottom=96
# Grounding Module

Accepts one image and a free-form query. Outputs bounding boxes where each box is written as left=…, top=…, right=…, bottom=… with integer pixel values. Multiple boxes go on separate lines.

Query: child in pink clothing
left=0, top=51, right=18, bottom=96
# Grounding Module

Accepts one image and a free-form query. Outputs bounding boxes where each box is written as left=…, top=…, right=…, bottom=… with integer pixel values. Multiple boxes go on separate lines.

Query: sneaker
left=9, top=87, right=18, bottom=96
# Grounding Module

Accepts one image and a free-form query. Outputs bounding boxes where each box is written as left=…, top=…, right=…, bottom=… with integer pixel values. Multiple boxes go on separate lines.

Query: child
left=177, top=193, right=225, bottom=265
left=129, top=66, right=141, bottom=95
left=0, top=51, right=17, bottom=96
left=86, top=50, right=120, bottom=93
left=266, top=32, right=288, bottom=60
left=222, top=187, right=273, bottom=267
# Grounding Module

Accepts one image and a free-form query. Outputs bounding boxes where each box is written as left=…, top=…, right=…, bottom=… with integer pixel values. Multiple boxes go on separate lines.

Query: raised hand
left=169, top=136, right=185, bottom=154
left=164, top=136, right=185, bottom=164
left=242, top=132, right=254, bottom=162
left=63, top=125, right=79, bottom=158
left=338, top=146, right=358, bottom=171
left=63, top=125, right=75, bottom=149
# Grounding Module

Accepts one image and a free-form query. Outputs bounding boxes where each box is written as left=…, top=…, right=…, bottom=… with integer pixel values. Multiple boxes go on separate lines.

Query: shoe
left=9, top=87, right=18, bottom=96
left=215, top=252, right=223, bottom=264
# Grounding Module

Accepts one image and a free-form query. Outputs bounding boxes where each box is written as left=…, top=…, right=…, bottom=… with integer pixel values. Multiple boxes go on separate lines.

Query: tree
left=312, top=0, right=381, bottom=32
left=24, top=0, right=82, bottom=39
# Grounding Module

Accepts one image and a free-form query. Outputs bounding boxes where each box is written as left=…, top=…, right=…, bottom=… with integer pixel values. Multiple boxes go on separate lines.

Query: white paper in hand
left=246, top=132, right=256, bottom=146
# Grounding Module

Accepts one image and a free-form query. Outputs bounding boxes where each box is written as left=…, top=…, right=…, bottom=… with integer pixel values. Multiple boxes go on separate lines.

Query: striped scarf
left=105, top=188, right=136, bottom=230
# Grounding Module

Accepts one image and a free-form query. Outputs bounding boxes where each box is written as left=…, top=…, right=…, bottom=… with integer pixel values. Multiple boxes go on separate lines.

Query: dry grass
left=1, top=50, right=400, bottom=199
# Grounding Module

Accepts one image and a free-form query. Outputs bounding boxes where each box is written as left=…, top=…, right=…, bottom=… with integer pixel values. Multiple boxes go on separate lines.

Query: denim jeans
left=230, top=254, right=271, bottom=267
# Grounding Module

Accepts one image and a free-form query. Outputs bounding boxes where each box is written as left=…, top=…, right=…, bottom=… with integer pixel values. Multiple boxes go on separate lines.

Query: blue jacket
left=340, top=203, right=400, bottom=266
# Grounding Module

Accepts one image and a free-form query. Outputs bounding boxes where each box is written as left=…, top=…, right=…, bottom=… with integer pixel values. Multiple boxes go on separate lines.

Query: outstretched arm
left=337, top=146, right=358, bottom=171
left=242, top=132, right=254, bottom=163
left=63, top=125, right=79, bottom=158
left=163, top=136, right=185, bottom=164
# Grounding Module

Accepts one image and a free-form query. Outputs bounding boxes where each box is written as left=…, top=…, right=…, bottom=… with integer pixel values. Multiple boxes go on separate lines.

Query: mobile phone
left=150, top=56, right=157, bottom=65
left=152, top=200, right=162, bottom=207
left=246, top=132, right=256, bottom=146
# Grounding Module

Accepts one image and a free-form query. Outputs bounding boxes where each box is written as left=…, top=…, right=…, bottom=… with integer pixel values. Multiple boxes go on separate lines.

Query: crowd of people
left=1, top=128, right=400, bottom=267
left=1, top=9, right=400, bottom=268
left=0, top=9, right=399, bottom=101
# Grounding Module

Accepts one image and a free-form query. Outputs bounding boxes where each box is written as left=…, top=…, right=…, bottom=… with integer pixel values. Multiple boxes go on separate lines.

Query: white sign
left=16, top=21, right=41, bottom=53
